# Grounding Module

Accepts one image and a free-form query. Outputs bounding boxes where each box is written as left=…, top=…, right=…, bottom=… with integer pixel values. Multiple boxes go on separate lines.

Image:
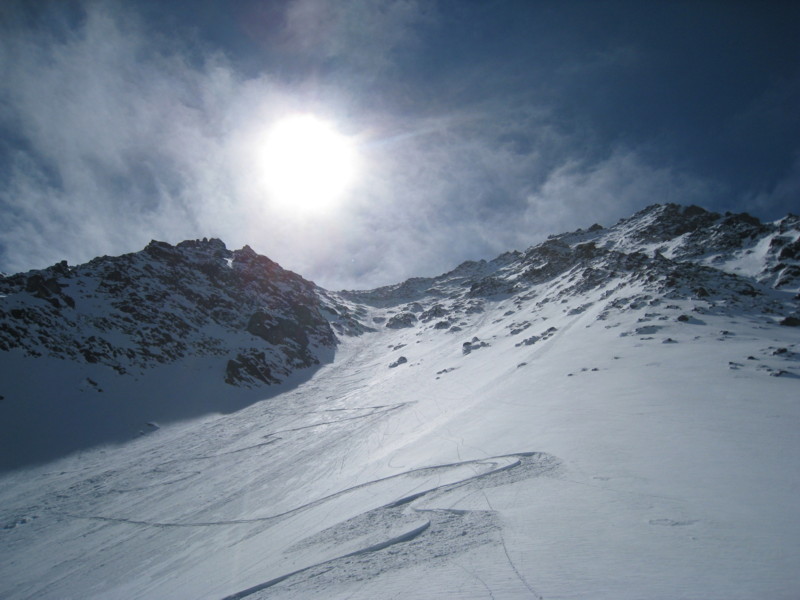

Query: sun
left=260, top=114, right=358, bottom=214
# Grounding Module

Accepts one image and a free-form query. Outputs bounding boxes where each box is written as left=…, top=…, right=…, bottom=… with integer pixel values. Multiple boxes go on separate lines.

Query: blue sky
left=1, top=0, right=798, bottom=289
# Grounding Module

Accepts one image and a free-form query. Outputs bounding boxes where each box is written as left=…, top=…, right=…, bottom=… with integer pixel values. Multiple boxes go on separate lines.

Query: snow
left=1, top=205, right=799, bottom=598
left=2, top=284, right=799, bottom=599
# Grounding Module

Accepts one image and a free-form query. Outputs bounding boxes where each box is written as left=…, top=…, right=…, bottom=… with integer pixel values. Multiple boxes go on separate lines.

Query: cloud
left=278, top=0, right=434, bottom=76
left=522, top=148, right=722, bottom=236
left=0, top=2, right=243, bottom=269
left=0, top=1, right=728, bottom=291
left=0, top=0, right=442, bottom=287
left=746, top=154, right=800, bottom=220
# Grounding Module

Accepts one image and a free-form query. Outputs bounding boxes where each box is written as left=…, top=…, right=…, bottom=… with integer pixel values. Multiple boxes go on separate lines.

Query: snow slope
left=1, top=204, right=799, bottom=599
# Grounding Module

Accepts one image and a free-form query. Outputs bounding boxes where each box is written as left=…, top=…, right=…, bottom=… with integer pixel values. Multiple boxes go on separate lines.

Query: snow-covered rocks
left=384, top=312, right=418, bottom=329
left=0, top=238, right=337, bottom=386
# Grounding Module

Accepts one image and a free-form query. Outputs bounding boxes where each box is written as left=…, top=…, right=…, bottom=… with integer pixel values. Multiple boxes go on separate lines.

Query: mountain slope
left=1, top=203, right=799, bottom=599
left=0, top=238, right=364, bottom=468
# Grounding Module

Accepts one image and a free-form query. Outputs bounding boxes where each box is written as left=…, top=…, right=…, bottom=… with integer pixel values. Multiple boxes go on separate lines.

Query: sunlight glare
left=261, top=114, right=357, bottom=214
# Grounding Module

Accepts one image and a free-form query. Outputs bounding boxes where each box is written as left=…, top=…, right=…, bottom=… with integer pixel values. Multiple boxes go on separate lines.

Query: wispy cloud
left=0, top=1, right=441, bottom=286
left=0, top=1, right=731, bottom=290
left=277, top=0, right=435, bottom=76
left=0, top=3, right=241, bottom=269
left=522, top=148, right=722, bottom=236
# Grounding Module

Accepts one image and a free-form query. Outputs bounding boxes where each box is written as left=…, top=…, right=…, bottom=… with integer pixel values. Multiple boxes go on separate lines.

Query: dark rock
left=388, top=356, right=408, bottom=368
left=248, top=311, right=309, bottom=347
left=468, top=276, right=515, bottom=297
left=515, top=335, right=539, bottom=347
left=464, top=302, right=484, bottom=314
left=574, top=242, right=599, bottom=259
left=405, top=302, right=424, bottom=313
left=462, top=338, right=490, bottom=355
left=225, top=350, right=280, bottom=386
left=420, top=304, right=448, bottom=322
left=385, top=312, right=418, bottom=329
left=694, top=287, right=709, bottom=298
left=778, top=239, right=800, bottom=260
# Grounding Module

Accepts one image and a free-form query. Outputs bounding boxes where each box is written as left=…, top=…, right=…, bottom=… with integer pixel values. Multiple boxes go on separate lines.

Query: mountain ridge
left=2, top=203, right=798, bottom=391
left=1, top=202, right=799, bottom=598
left=1, top=201, right=798, bottom=470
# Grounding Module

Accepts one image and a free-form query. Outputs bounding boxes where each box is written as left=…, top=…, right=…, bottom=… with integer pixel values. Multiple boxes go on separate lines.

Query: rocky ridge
left=0, top=238, right=343, bottom=387
left=342, top=203, right=799, bottom=337
left=1, top=204, right=798, bottom=391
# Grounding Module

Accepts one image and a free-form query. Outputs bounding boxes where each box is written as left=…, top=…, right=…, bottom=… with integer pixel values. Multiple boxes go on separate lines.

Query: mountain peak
left=0, top=238, right=339, bottom=385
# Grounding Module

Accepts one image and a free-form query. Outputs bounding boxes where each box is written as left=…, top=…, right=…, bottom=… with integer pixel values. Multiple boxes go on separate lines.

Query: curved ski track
left=60, top=452, right=558, bottom=598
left=217, top=452, right=558, bottom=599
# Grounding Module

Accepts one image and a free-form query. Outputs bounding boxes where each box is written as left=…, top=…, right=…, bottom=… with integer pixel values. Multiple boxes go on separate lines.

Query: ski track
left=152, top=403, right=412, bottom=467
left=220, top=522, right=432, bottom=600
left=217, top=452, right=558, bottom=599
left=48, top=452, right=558, bottom=598
left=60, top=452, right=555, bottom=529
left=474, top=474, right=543, bottom=599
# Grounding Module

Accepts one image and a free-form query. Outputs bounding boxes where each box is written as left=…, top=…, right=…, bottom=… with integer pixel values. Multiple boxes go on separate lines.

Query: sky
left=1, top=0, right=798, bottom=290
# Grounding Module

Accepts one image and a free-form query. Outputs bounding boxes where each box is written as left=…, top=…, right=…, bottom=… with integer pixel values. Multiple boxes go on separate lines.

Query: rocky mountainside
left=0, top=238, right=344, bottom=388
left=342, top=203, right=799, bottom=337
left=1, top=204, right=798, bottom=395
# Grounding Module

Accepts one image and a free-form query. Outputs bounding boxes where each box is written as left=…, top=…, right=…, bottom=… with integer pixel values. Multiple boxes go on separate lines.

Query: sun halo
left=260, top=114, right=358, bottom=215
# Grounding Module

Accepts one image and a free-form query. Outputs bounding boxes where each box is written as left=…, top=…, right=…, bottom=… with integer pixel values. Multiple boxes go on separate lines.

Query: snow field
left=2, top=264, right=799, bottom=598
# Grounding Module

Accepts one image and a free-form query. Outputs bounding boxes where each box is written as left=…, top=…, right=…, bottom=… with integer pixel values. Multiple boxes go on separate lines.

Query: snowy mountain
left=0, top=238, right=341, bottom=385
left=1, top=203, right=799, bottom=599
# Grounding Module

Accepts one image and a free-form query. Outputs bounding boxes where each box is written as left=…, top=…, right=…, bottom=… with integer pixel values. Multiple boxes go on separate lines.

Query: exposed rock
left=0, top=238, right=339, bottom=387
left=515, top=335, right=539, bottom=347
left=385, top=312, right=418, bottom=329
left=225, top=350, right=280, bottom=387
left=388, top=356, right=408, bottom=368
left=462, top=337, right=490, bottom=355
left=2, top=203, right=798, bottom=392
left=420, top=304, right=448, bottom=322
